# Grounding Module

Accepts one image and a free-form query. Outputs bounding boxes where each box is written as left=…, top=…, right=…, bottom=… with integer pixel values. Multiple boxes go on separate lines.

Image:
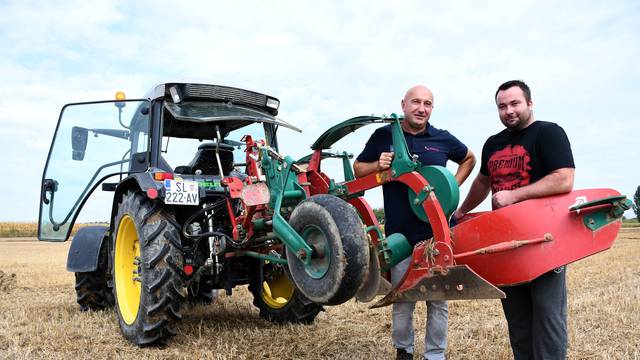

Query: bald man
left=354, top=85, right=475, bottom=360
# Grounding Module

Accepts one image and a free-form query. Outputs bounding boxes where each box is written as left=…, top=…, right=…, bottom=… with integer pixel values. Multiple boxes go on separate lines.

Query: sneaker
left=396, top=348, right=413, bottom=360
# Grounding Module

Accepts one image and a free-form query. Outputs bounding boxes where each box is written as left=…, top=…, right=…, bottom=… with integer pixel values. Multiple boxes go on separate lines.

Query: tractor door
left=39, top=99, right=151, bottom=241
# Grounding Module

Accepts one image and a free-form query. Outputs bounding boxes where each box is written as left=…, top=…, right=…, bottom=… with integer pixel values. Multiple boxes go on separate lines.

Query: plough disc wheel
left=287, top=194, right=369, bottom=305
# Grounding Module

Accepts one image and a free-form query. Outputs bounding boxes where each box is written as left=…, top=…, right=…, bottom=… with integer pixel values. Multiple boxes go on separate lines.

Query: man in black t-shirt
left=454, top=80, right=575, bottom=360
left=354, top=85, right=476, bottom=360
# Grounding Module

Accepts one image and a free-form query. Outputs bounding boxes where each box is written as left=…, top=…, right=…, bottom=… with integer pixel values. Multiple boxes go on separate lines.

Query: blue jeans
left=391, top=257, right=448, bottom=360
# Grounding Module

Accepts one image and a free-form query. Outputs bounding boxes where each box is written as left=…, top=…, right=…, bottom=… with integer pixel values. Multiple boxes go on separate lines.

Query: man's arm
left=453, top=150, right=475, bottom=186
left=492, top=167, right=574, bottom=208
left=353, top=152, right=394, bottom=178
left=453, top=173, right=492, bottom=219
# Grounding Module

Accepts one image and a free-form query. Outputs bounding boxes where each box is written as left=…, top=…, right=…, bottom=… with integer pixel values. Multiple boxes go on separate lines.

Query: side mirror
left=71, top=126, right=88, bottom=161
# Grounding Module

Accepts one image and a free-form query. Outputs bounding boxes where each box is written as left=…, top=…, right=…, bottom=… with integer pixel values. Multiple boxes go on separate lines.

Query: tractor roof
left=145, top=82, right=281, bottom=116
left=146, top=83, right=301, bottom=139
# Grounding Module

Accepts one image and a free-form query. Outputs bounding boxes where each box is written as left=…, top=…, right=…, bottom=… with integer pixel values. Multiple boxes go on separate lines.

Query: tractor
left=38, top=82, right=631, bottom=347
left=39, top=83, right=373, bottom=346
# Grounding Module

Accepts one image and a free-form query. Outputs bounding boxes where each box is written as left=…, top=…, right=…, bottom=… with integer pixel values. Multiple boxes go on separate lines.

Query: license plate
left=164, top=179, right=199, bottom=205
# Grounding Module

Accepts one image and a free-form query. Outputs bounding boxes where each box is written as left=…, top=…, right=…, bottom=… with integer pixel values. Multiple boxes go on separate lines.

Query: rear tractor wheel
left=249, top=262, right=323, bottom=324
left=112, top=190, right=186, bottom=346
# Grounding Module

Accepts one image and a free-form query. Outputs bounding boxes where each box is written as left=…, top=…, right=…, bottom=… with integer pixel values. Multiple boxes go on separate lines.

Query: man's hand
left=353, top=152, right=395, bottom=178
left=452, top=209, right=466, bottom=221
left=492, top=190, right=518, bottom=209
left=491, top=168, right=575, bottom=209
left=377, top=152, right=394, bottom=171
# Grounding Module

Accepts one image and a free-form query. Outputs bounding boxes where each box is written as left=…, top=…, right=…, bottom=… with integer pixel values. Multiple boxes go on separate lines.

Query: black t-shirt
left=356, top=124, right=468, bottom=245
left=480, top=121, right=575, bottom=194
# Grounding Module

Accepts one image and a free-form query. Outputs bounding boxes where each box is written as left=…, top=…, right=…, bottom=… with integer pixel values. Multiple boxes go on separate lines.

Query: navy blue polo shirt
left=356, top=124, right=468, bottom=246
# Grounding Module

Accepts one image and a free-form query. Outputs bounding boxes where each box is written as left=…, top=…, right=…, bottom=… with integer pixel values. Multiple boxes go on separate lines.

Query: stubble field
left=0, top=229, right=639, bottom=360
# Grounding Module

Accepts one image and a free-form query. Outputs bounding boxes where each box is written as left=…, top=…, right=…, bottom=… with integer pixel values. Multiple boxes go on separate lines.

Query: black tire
left=287, top=194, right=369, bottom=306
left=249, top=263, right=323, bottom=324
left=75, top=239, right=115, bottom=311
left=75, top=272, right=115, bottom=311
left=112, top=190, right=186, bottom=346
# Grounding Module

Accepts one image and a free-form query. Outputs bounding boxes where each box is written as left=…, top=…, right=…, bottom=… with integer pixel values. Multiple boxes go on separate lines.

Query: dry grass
left=2, top=219, right=635, bottom=236
left=0, top=229, right=639, bottom=360
left=622, top=219, right=640, bottom=228
left=0, top=222, right=108, bottom=238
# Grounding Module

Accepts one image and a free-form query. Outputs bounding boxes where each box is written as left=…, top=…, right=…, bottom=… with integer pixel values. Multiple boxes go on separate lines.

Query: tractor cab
left=38, top=83, right=299, bottom=241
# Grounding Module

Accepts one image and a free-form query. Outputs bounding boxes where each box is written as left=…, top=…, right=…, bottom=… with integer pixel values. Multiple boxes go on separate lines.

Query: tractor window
left=161, top=122, right=266, bottom=175
left=39, top=100, right=150, bottom=241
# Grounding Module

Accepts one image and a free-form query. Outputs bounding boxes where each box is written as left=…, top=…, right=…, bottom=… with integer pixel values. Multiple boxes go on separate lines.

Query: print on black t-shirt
left=487, top=144, right=532, bottom=192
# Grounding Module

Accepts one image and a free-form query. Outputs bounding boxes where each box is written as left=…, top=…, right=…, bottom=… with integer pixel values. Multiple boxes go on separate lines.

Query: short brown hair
left=495, top=80, right=531, bottom=103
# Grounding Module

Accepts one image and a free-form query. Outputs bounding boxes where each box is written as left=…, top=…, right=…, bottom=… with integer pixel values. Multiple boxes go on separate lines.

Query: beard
left=502, top=110, right=532, bottom=131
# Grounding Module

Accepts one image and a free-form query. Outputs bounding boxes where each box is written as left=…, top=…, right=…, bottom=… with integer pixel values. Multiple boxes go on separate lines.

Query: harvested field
left=1, top=229, right=639, bottom=359
left=0, top=222, right=109, bottom=238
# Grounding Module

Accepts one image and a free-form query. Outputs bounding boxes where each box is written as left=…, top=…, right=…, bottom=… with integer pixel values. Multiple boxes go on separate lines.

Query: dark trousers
left=500, top=267, right=568, bottom=360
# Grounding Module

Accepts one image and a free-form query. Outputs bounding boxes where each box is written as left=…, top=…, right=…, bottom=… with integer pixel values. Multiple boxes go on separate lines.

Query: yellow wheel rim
left=114, top=215, right=141, bottom=325
left=261, top=270, right=295, bottom=309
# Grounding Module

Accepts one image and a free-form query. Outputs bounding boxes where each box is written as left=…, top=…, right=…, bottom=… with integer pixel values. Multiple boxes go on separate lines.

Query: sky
left=0, top=0, right=638, bottom=222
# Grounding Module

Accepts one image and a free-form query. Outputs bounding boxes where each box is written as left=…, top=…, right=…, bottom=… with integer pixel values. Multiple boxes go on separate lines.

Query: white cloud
left=0, top=0, right=638, bottom=221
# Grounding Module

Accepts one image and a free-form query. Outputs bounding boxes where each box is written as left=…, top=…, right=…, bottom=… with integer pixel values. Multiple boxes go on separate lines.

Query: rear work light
left=153, top=172, right=174, bottom=181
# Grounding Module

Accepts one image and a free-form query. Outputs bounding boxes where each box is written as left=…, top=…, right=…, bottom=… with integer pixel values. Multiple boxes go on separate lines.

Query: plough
left=300, top=114, right=631, bottom=307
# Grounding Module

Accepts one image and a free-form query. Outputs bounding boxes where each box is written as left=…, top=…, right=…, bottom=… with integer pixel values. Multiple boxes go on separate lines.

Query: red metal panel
left=396, top=172, right=451, bottom=246
left=241, top=135, right=261, bottom=178
left=344, top=171, right=451, bottom=246
left=392, top=241, right=452, bottom=295
left=222, top=177, right=244, bottom=199
left=308, top=170, right=329, bottom=195
left=308, top=150, right=322, bottom=172
left=451, top=188, right=622, bottom=286
left=344, top=169, right=393, bottom=193
left=347, top=197, right=381, bottom=245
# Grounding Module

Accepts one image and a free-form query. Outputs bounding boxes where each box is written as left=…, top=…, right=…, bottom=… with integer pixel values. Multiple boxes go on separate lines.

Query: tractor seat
left=175, top=142, right=236, bottom=175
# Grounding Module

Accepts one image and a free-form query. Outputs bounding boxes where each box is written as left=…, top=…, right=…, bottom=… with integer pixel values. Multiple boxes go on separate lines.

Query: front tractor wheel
left=112, top=191, right=186, bottom=346
left=287, top=194, right=369, bottom=306
left=249, top=263, right=323, bottom=324
left=75, top=271, right=114, bottom=311
left=75, top=240, right=114, bottom=311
